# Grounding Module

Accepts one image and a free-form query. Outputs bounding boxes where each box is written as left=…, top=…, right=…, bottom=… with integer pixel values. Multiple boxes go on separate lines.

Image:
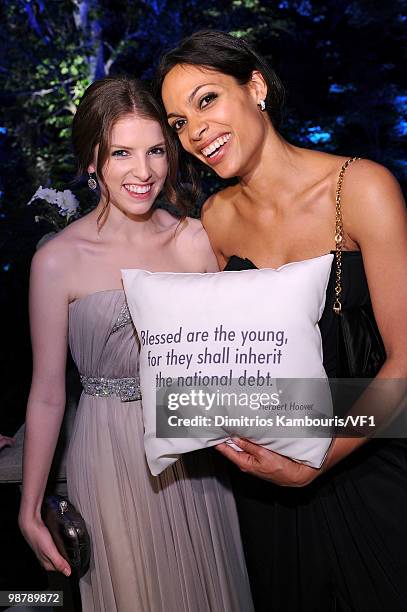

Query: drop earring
left=88, top=173, right=98, bottom=190
left=258, top=99, right=266, bottom=112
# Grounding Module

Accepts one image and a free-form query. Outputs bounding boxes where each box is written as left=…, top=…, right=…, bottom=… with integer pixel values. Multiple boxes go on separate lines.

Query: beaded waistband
left=80, top=375, right=141, bottom=402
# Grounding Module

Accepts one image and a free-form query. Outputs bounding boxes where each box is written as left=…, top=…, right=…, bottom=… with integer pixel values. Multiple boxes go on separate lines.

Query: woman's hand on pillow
left=216, top=438, right=321, bottom=487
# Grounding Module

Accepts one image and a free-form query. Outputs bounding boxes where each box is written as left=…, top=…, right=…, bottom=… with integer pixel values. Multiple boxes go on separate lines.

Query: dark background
left=0, top=0, right=406, bottom=435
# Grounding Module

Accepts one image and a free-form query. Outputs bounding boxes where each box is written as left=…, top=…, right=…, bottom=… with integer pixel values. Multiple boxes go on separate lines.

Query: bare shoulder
left=152, top=208, right=181, bottom=231
left=341, top=159, right=404, bottom=216
left=201, top=185, right=237, bottom=225
left=339, top=159, right=406, bottom=246
left=175, top=216, right=213, bottom=248
left=177, top=216, right=206, bottom=239
left=342, top=158, right=402, bottom=196
left=201, top=187, right=238, bottom=259
left=31, top=215, right=89, bottom=280
left=152, top=208, right=207, bottom=243
left=303, top=150, right=403, bottom=214
left=174, top=216, right=219, bottom=272
left=153, top=208, right=210, bottom=244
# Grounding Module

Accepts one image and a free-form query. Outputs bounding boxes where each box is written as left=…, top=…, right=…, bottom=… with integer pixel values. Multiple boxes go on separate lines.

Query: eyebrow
left=111, top=142, right=166, bottom=148
left=166, top=83, right=219, bottom=118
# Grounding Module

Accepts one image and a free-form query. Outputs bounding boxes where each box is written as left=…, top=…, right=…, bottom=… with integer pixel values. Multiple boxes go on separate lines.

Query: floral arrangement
left=28, top=186, right=80, bottom=231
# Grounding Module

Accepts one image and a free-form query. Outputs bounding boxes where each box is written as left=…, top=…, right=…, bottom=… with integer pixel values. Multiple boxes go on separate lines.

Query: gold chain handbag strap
left=333, top=156, right=361, bottom=315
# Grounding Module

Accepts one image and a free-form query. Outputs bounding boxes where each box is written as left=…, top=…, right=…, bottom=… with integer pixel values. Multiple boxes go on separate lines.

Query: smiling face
left=161, top=64, right=269, bottom=179
left=89, top=113, right=168, bottom=217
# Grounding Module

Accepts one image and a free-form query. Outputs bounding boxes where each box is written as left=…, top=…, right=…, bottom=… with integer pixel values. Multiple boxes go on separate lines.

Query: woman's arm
left=217, top=161, right=407, bottom=485
left=18, top=240, right=73, bottom=575
left=322, top=160, right=407, bottom=469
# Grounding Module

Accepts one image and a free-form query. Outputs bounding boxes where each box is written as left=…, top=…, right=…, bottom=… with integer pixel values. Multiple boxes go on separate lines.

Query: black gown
left=225, top=252, right=407, bottom=612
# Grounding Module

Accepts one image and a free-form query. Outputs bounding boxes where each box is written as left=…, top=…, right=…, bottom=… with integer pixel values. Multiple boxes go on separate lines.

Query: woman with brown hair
left=158, top=30, right=407, bottom=612
left=18, top=76, right=254, bottom=612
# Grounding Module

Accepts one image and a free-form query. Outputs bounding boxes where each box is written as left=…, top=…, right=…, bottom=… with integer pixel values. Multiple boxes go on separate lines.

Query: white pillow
left=122, top=254, right=334, bottom=476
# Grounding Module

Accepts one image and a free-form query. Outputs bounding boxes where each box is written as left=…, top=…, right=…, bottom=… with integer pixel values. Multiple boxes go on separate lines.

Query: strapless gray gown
left=66, top=290, right=253, bottom=612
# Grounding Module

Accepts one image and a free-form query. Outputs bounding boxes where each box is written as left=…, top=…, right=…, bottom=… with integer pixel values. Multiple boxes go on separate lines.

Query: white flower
left=56, top=190, right=80, bottom=217
left=28, top=186, right=80, bottom=219
left=28, top=186, right=59, bottom=206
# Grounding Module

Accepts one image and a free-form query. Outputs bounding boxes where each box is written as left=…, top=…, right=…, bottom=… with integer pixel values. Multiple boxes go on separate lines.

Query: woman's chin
left=204, top=159, right=238, bottom=180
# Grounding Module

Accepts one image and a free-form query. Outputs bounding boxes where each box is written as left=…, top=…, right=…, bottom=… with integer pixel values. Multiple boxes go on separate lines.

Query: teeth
left=124, top=184, right=151, bottom=194
left=202, top=133, right=231, bottom=157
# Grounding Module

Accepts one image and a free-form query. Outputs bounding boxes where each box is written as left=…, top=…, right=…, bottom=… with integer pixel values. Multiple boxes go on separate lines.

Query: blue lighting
left=0, top=127, right=7, bottom=135
left=329, top=83, right=345, bottom=94
left=306, top=126, right=332, bottom=144
left=147, top=0, right=160, bottom=14
left=297, top=1, right=312, bottom=17
left=278, top=1, right=289, bottom=8
left=393, top=95, right=407, bottom=136
left=394, top=95, right=407, bottom=112
left=394, top=160, right=407, bottom=177
left=394, top=120, right=407, bottom=137
left=3, top=264, right=10, bottom=272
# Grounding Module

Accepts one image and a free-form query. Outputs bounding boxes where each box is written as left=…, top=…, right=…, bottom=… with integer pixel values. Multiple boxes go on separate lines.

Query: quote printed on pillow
left=139, top=323, right=289, bottom=389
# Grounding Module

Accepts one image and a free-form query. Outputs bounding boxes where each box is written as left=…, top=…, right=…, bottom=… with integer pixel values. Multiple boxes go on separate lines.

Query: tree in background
left=1, top=0, right=405, bottom=213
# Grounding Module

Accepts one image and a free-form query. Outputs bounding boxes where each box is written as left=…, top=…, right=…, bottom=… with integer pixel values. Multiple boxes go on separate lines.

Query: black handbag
left=333, top=157, right=386, bottom=378
left=41, top=494, right=91, bottom=578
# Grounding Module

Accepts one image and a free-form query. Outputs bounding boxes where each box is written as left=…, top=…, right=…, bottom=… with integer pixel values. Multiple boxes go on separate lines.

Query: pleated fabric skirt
left=66, top=394, right=254, bottom=612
